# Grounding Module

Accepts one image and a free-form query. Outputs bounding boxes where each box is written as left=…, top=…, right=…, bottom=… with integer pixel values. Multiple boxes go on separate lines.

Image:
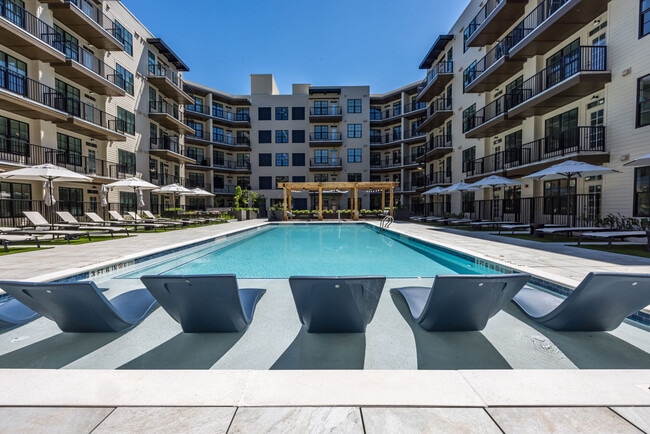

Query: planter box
left=233, top=210, right=247, bottom=221
left=247, top=210, right=258, bottom=219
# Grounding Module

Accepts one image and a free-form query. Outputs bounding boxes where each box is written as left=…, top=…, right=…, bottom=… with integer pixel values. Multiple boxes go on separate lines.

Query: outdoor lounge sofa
left=0, top=297, right=39, bottom=329
left=140, top=274, right=266, bottom=332
left=0, top=281, right=158, bottom=333
left=289, top=276, right=386, bottom=333
left=391, top=273, right=531, bottom=331
left=511, top=272, right=650, bottom=331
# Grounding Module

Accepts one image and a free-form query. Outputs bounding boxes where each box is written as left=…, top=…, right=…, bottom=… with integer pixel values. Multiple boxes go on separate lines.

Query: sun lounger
left=85, top=212, right=131, bottom=228
left=409, top=216, right=425, bottom=222
left=0, top=297, right=39, bottom=329
left=425, top=216, right=442, bottom=222
left=108, top=210, right=165, bottom=231
left=577, top=230, right=649, bottom=248
left=22, top=211, right=92, bottom=241
left=127, top=211, right=182, bottom=228
left=449, top=218, right=473, bottom=225
left=498, top=223, right=530, bottom=234
left=140, top=274, right=266, bottom=332
left=0, top=280, right=157, bottom=333
left=533, top=226, right=612, bottom=239
left=56, top=211, right=129, bottom=236
left=0, top=233, right=42, bottom=251
left=391, top=273, right=531, bottom=331
left=469, top=220, right=504, bottom=230
left=511, top=272, right=650, bottom=331
left=289, top=276, right=386, bottom=333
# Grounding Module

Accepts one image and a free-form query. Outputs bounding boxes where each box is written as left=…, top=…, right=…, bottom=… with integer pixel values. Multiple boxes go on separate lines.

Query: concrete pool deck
left=1, top=219, right=649, bottom=432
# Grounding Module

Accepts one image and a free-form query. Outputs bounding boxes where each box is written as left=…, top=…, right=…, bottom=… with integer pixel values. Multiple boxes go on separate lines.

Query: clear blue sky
left=121, top=0, right=470, bottom=95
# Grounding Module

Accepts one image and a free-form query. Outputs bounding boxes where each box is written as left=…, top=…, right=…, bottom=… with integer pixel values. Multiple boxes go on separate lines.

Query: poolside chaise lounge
left=511, top=272, right=650, bottom=331
left=0, top=297, right=39, bottom=329
left=576, top=230, right=649, bottom=249
left=141, top=210, right=187, bottom=227
left=533, top=226, right=610, bottom=239
left=20, top=211, right=92, bottom=242
left=108, top=210, right=165, bottom=231
left=140, top=274, right=266, bottom=332
left=0, top=281, right=158, bottom=333
left=85, top=211, right=131, bottom=228
left=0, top=231, right=42, bottom=252
left=498, top=223, right=531, bottom=234
left=391, top=273, right=531, bottom=331
left=289, top=276, right=386, bottom=333
left=127, top=211, right=182, bottom=228
left=56, top=211, right=130, bottom=236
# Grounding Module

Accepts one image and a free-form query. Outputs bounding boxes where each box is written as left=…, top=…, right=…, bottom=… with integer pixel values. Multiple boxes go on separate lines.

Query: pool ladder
left=380, top=215, right=394, bottom=229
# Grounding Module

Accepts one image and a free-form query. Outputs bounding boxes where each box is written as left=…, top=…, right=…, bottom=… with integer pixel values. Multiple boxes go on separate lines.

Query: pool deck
left=1, top=219, right=650, bottom=432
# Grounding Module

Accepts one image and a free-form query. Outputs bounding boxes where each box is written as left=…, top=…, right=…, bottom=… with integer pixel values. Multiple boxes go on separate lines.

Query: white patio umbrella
left=623, top=153, right=650, bottom=167
left=468, top=175, right=523, bottom=220
left=439, top=181, right=478, bottom=194
left=523, top=160, right=618, bottom=225
left=422, top=186, right=445, bottom=195
left=100, top=184, right=108, bottom=207
left=152, top=183, right=193, bottom=212
left=181, top=187, right=215, bottom=197
left=0, top=163, right=92, bottom=227
left=105, top=177, right=158, bottom=215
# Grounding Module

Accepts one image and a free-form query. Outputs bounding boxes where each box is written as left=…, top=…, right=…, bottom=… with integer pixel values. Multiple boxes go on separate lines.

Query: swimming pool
left=118, top=224, right=500, bottom=279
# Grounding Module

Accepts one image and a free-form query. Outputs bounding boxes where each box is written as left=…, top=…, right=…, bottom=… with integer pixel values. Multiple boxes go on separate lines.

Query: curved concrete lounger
left=0, top=281, right=157, bottom=333
left=289, top=276, right=386, bottom=333
left=392, top=273, right=531, bottom=331
left=0, top=298, right=39, bottom=329
left=140, top=274, right=266, bottom=333
left=512, top=272, right=650, bottom=331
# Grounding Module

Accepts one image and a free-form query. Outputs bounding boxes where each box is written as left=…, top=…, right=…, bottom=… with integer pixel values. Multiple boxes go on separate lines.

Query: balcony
left=184, top=104, right=211, bottom=119
left=0, top=0, right=66, bottom=62
left=506, top=46, right=611, bottom=118
left=463, top=126, right=607, bottom=179
left=309, top=132, right=342, bottom=147
left=403, top=102, right=428, bottom=118
left=309, top=106, right=343, bottom=122
left=465, top=0, right=528, bottom=48
left=149, top=101, right=195, bottom=135
left=213, top=184, right=237, bottom=195
left=56, top=99, right=126, bottom=141
left=416, top=61, right=454, bottom=102
left=42, top=0, right=124, bottom=50
left=417, top=98, right=453, bottom=133
left=212, top=159, right=252, bottom=173
left=212, top=109, right=251, bottom=128
left=418, top=134, right=453, bottom=162
left=426, top=171, right=452, bottom=187
left=463, top=95, right=521, bottom=139
left=184, top=152, right=210, bottom=169
left=506, top=0, right=611, bottom=61
left=463, top=41, right=524, bottom=93
left=0, top=67, right=68, bottom=122
left=147, top=64, right=193, bottom=104
left=369, top=107, right=403, bottom=126
left=149, top=137, right=195, bottom=165
left=309, top=158, right=343, bottom=171
left=51, top=45, right=125, bottom=96
left=184, top=130, right=212, bottom=146
left=370, top=157, right=402, bottom=171
left=0, top=137, right=119, bottom=178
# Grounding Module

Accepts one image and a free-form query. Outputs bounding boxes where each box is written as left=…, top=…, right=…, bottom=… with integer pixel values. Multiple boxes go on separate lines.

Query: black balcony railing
left=506, top=0, right=571, bottom=51
left=212, top=159, right=251, bottom=170
left=464, top=0, right=505, bottom=42
left=309, top=106, right=342, bottom=116
left=508, top=46, right=607, bottom=108
left=65, top=45, right=121, bottom=87
left=309, top=158, right=342, bottom=168
left=213, top=184, right=237, bottom=194
left=428, top=97, right=453, bottom=116
left=463, top=41, right=510, bottom=90
left=404, top=102, right=427, bottom=113
left=185, top=103, right=210, bottom=116
left=463, top=126, right=606, bottom=176
left=150, top=136, right=182, bottom=154
left=0, top=0, right=67, bottom=53
left=422, top=61, right=454, bottom=88
left=148, top=63, right=181, bottom=87
left=186, top=130, right=211, bottom=142
left=149, top=100, right=184, bottom=122
left=463, top=95, right=507, bottom=133
left=212, top=108, right=250, bottom=122
left=309, top=132, right=342, bottom=141
left=370, top=158, right=402, bottom=169
left=66, top=0, right=123, bottom=42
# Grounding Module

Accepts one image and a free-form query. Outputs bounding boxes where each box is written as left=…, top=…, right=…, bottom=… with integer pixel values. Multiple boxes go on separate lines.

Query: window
left=347, top=124, right=362, bottom=138
left=0, top=181, right=31, bottom=219
left=118, top=149, right=136, bottom=175
left=392, top=126, right=402, bottom=141
left=0, top=115, right=29, bottom=157
left=314, top=125, right=329, bottom=140
left=237, top=131, right=250, bottom=145
left=462, top=104, right=476, bottom=132
left=543, top=178, right=576, bottom=216
left=370, top=129, right=381, bottom=144
left=213, top=150, right=224, bottom=166
left=275, top=107, right=288, bottom=120
left=292, top=130, right=305, bottom=143
left=236, top=107, right=250, bottom=121
left=545, top=108, right=578, bottom=153
left=370, top=106, right=381, bottom=120
left=114, top=20, right=132, bottom=55
left=58, top=187, right=84, bottom=216
left=505, top=130, right=523, bottom=165
left=462, top=146, right=476, bottom=173
left=393, top=102, right=402, bottom=116
left=347, top=99, right=362, bottom=113
left=55, top=79, right=80, bottom=115
left=275, top=176, right=289, bottom=189
left=292, top=176, right=305, bottom=182
left=314, top=174, right=328, bottom=182
left=634, top=166, right=650, bottom=216
left=258, top=107, right=271, bottom=120
left=54, top=24, right=79, bottom=60
left=275, top=153, right=289, bottom=166
left=638, top=74, right=650, bottom=127
left=115, top=63, right=134, bottom=95
left=292, top=107, right=305, bottom=120
left=259, top=176, right=273, bottom=190
left=117, top=107, right=135, bottom=135
left=314, top=149, right=328, bottom=164
left=275, top=130, right=289, bottom=143
left=347, top=148, right=362, bottom=163
left=213, top=174, right=224, bottom=189
left=56, top=133, right=82, bottom=166
left=292, top=153, right=305, bottom=166
left=313, top=100, right=328, bottom=115
left=237, top=176, right=250, bottom=189
left=641, top=0, right=650, bottom=38
left=259, top=153, right=272, bottom=166
left=212, top=102, right=224, bottom=118
left=348, top=173, right=362, bottom=182
left=259, top=130, right=272, bottom=143
left=0, top=51, right=27, bottom=94
left=237, top=153, right=250, bottom=169
left=186, top=147, right=205, bottom=165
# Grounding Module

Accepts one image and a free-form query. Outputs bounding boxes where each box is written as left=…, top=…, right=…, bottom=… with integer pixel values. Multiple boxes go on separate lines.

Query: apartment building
left=1, top=0, right=649, bottom=223
left=415, top=0, right=650, bottom=224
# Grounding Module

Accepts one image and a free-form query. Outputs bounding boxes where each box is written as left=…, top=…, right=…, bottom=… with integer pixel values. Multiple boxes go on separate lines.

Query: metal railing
left=463, top=40, right=510, bottom=90
left=464, top=0, right=505, bottom=42
left=0, top=0, right=66, bottom=52
left=309, top=106, right=342, bottom=116
left=67, top=45, right=121, bottom=87
left=421, top=61, right=454, bottom=89
left=309, top=132, right=342, bottom=141
left=66, top=0, right=123, bottom=42
left=148, top=63, right=182, bottom=88
left=463, top=94, right=507, bottom=133
left=149, top=100, right=184, bottom=122
left=309, top=158, right=342, bottom=168
left=150, top=136, right=182, bottom=154
left=211, top=159, right=251, bottom=170
left=185, top=104, right=210, bottom=116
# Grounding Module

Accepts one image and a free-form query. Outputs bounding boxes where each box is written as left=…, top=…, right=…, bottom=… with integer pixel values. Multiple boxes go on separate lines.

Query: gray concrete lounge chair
left=289, top=276, right=386, bottom=333
left=391, top=273, right=531, bottom=331
left=0, top=281, right=157, bottom=333
left=140, top=274, right=266, bottom=333
left=511, top=272, right=650, bottom=331
left=0, top=298, right=39, bottom=329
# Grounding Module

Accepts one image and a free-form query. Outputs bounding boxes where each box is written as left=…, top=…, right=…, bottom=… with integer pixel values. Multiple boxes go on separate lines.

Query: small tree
left=233, top=185, right=242, bottom=209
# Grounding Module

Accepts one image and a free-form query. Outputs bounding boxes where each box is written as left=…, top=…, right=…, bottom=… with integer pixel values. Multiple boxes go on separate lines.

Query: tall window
left=114, top=20, right=133, bottom=55
left=348, top=173, right=362, bottom=182
left=55, top=79, right=80, bottom=115
left=237, top=153, right=250, bottom=169
left=118, top=149, right=136, bottom=175
left=236, top=107, right=249, bottom=121
left=545, top=108, right=578, bottom=153
left=258, top=153, right=272, bottom=166
left=275, top=107, right=288, bottom=120
left=212, top=102, right=224, bottom=118
left=314, top=174, right=328, bottom=182
left=348, top=148, right=362, bottom=163
left=314, top=125, right=328, bottom=140
left=462, top=146, right=476, bottom=173
left=0, top=51, right=27, bottom=94
left=258, top=107, right=271, bottom=120
left=638, top=74, right=650, bottom=127
left=58, top=187, right=84, bottom=216
left=504, top=130, right=523, bottom=165
left=641, top=0, right=650, bottom=38
left=314, top=149, right=328, bottom=164
left=115, top=63, right=134, bottom=95
left=56, top=133, right=81, bottom=166
left=347, top=124, right=362, bottom=138
left=275, top=153, right=289, bottom=166
left=347, top=99, right=362, bottom=113
left=543, top=179, right=576, bottom=216
left=117, top=107, right=135, bottom=135
left=54, top=25, right=79, bottom=60
left=0, top=115, right=29, bottom=157
left=462, top=104, right=476, bottom=132
left=313, top=101, right=328, bottom=116
left=634, top=166, right=650, bottom=216
left=275, top=130, right=288, bottom=143
left=212, top=126, right=223, bottom=143
left=0, top=181, right=31, bottom=219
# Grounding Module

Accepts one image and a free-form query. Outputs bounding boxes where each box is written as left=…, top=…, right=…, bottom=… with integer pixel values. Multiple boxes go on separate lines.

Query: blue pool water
left=119, top=224, right=499, bottom=279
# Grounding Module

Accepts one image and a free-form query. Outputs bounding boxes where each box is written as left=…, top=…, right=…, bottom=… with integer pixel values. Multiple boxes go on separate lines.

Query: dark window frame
left=638, top=74, right=650, bottom=127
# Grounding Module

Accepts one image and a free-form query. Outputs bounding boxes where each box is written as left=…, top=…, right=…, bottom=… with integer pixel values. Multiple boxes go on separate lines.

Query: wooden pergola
left=277, top=181, right=398, bottom=221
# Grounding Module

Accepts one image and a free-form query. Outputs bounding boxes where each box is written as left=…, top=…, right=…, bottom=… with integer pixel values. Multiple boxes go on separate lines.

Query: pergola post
left=389, top=186, right=394, bottom=217
left=352, top=187, right=358, bottom=220
left=282, top=186, right=288, bottom=221
left=318, top=187, right=323, bottom=220
left=288, top=190, right=293, bottom=216
left=381, top=189, right=386, bottom=212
